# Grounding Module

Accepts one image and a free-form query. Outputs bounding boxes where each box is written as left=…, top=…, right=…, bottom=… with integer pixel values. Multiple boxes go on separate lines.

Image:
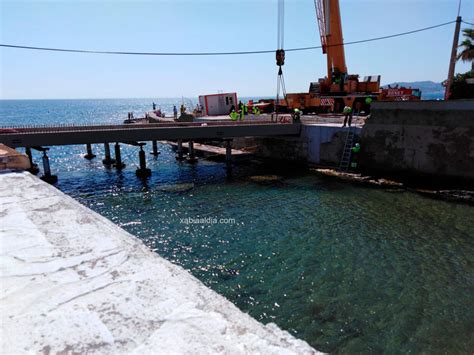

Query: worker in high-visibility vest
left=365, top=97, right=373, bottom=115
left=292, top=108, right=301, bottom=123
left=342, top=105, right=353, bottom=127
left=350, top=143, right=361, bottom=169
left=229, top=110, right=239, bottom=121
left=238, top=101, right=245, bottom=121
left=252, top=106, right=261, bottom=116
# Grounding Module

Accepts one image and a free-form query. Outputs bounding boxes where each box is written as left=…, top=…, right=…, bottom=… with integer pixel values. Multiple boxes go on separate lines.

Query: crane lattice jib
left=315, top=0, right=327, bottom=53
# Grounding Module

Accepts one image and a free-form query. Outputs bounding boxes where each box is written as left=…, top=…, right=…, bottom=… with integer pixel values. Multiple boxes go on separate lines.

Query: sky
left=0, top=0, right=472, bottom=99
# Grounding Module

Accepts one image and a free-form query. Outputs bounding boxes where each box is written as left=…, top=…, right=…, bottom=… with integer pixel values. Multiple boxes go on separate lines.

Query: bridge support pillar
left=150, top=140, right=160, bottom=156
left=40, top=149, right=58, bottom=184
left=176, top=139, right=186, bottom=161
left=225, top=139, right=232, bottom=170
left=113, top=143, right=126, bottom=170
left=84, top=143, right=96, bottom=160
left=25, top=147, right=39, bottom=174
left=136, top=144, right=152, bottom=178
left=102, top=143, right=115, bottom=165
left=187, top=141, right=197, bottom=163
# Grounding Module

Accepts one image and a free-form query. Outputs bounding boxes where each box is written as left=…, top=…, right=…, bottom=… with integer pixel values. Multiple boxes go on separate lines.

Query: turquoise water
left=1, top=99, right=473, bottom=353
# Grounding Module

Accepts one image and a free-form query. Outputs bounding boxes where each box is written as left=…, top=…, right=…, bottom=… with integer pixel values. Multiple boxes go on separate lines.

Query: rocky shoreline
left=310, top=168, right=474, bottom=205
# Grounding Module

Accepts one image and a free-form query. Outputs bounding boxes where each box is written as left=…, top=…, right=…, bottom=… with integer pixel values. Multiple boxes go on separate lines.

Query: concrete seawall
left=241, top=101, right=473, bottom=182
left=360, top=100, right=474, bottom=179
left=0, top=172, right=317, bottom=354
left=304, top=124, right=362, bottom=165
left=234, top=123, right=361, bottom=166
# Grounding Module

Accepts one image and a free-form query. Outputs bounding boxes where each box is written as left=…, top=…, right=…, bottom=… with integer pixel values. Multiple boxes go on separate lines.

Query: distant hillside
left=383, top=81, right=444, bottom=99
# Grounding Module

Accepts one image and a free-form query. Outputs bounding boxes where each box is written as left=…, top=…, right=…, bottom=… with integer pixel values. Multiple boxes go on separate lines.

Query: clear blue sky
left=0, top=0, right=472, bottom=99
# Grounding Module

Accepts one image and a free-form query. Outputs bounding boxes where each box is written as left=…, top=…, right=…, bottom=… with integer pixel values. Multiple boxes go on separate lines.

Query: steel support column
left=187, top=141, right=197, bottom=163
left=150, top=140, right=160, bottom=156
left=102, top=143, right=116, bottom=165
left=25, top=147, right=39, bottom=174
left=40, top=149, right=58, bottom=184
left=113, top=143, right=126, bottom=169
left=176, top=139, right=186, bottom=161
left=136, top=144, right=151, bottom=178
left=84, top=143, right=96, bottom=160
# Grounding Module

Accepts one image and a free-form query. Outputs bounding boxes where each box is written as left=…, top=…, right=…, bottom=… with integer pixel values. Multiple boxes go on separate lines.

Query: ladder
left=339, top=125, right=356, bottom=171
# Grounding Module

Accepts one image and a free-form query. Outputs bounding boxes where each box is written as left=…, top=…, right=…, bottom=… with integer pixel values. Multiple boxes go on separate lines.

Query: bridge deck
left=0, top=121, right=301, bottom=148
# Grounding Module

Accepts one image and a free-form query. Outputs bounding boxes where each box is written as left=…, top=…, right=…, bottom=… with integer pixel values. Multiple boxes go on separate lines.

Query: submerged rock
left=158, top=183, right=195, bottom=193
left=411, top=188, right=474, bottom=205
left=311, top=168, right=404, bottom=188
left=249, top=175, right=282, bottom=183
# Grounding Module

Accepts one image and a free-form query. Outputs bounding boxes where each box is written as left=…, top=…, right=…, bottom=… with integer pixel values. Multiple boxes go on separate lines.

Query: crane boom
left=315, top=0, right=347, bottom=82
left=314, top=0, right=327, bottom=53
left=284, top=0, right=416, bottom=114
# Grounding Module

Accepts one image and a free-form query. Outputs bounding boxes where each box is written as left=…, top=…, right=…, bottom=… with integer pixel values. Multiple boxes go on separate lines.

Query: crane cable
left=275, top=0, right=288, bottom=122
left=0, top=21, right=457, bottom=56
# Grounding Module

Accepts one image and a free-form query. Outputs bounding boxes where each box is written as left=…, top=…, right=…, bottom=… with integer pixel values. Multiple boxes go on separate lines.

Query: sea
left=1, top=98, right=473, bottom=353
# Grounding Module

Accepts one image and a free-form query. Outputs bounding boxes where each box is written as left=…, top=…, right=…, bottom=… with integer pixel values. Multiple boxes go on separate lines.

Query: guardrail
left=0, top=121, right=301, bottom=148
